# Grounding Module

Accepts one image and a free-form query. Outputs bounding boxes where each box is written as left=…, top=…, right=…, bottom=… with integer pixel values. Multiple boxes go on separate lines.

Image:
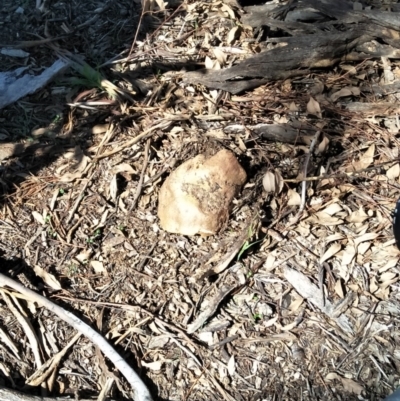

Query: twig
left=299, top=130, right=321, bottom=213
left=183, top=362, right=210, bottom=401
left=97, top=377, right=115, bottom=401
left=0, top=274, right=153, bottom=401
left=66, top=171, right=96, bottom=225
left=289, top=131, right=320, bottom=225
left=147, top=3, right=185, bottom=44
left=26, top=333, right=81, bottom=387
left=127, top=7, right=148, bottom=61
left=129, top=139, right=151, bottom=211
left=94, top=120, right=172, bottom=161
left=66, top=216, right=84, bottom=243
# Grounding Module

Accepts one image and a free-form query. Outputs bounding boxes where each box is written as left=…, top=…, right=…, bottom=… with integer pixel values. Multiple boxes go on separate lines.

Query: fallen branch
left=0, top=386, right=114, bottom=401
left=0, top=273, right=153, bottom=401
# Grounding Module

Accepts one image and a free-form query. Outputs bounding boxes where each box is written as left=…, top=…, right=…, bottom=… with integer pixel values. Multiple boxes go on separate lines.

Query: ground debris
left=0, top=0, right=400, bottom=399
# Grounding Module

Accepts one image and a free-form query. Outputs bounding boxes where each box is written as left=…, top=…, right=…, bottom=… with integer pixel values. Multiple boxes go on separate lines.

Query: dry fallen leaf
left=287, top=189, right=301, bottom=206
left=262, top=171, right=276, bottom=193
left=111, top=163, right=136, bottom=175
left=320, top=243, right=341, bottom=264
left=334, top=280, right=345, bottom=298
left=307, top=212, right=343, bottom=226
left=330, top=86, right=360, bottom=102
left=90, top=260, right=107, bottom=275
left=205, top=56, right=219, bottom=70
left=33, top=265, right=61, bottom=290
left=284, top=267, right=353, bottom=333
left=154, top=0, right=166, bottom=10
left=351, top=144, right=375, bottom=171
left=387, top=163, right=400, bottom=180
left=32, top=211, right=45, bottom=225
left=0, top=143, right=27, bottom=161
left=76, top=249, right=92, bottom=263
left=325, top=372, right=363, bottom=395
left=325, top=233, right=345, bottom=244
left=220, top=3, right=236, bottom=18
left=141, top=360, right=163, bottom=371
left=354, top=232, right=379, bottom=247
left=341, top=245, right=356, bottom=267
left=59, top=146, right=91, bottom=183
left=322, top=203, right=342, bottom=216
left=307, top=96, right=322, bottom=118
left=275, top=170, right=284, bottom=194
left=227, top=355, right=235, bottom=376
left=109, top=174, right=118, bottom=202
left=346, top=207, right=369, bottom=223
left=317, top=134, right=329, bottom=154
left=213, top=48, right=227, bottom=66
left=227, top=26, right=240, bottom=45
left=379, top=272, right=398, bottom=290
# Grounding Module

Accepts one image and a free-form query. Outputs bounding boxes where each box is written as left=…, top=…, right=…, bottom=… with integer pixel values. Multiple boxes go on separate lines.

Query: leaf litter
left=0, top=0, right=400, bottom=400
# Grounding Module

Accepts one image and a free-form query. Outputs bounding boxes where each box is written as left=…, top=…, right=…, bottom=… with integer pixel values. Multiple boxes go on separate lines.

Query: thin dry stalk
left=299, top=130, right=321, bottom=213
left=130, top=139, right=151, bottom=210
left=66, top=171, right=96, bottom=225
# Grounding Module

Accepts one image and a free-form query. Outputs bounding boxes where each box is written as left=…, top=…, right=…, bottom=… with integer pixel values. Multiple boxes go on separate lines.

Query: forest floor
left=1, top=0, right=400, bottom=400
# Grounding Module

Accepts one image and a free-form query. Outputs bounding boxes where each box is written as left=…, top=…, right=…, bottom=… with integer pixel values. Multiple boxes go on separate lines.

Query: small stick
left=130, top=139, right=151, bottom=211
left=66, top=171, right=96, bottom=225
left=299, top=130, right=321, bottom=213
left=0, top=274, right=153, bottom=401
left=94, top=120, right=171, bottom=161
left=127, top=8, right=147, bottom=61
left=289, top=131, right=320, bottom=225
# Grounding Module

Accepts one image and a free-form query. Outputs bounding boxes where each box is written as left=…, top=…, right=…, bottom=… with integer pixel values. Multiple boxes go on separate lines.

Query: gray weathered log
left=183, top=30, right=371, bottom=93
left=183, top=0, right=400, bottom=94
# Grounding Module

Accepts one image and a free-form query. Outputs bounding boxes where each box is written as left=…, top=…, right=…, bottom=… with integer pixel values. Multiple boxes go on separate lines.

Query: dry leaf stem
left=130, top=139, right=151, bottom=211
left=0, top=274, right=153, bottom=401
left=299, top=130, right=321, bottom=213
left=65, top=171, right=96, bottom=225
